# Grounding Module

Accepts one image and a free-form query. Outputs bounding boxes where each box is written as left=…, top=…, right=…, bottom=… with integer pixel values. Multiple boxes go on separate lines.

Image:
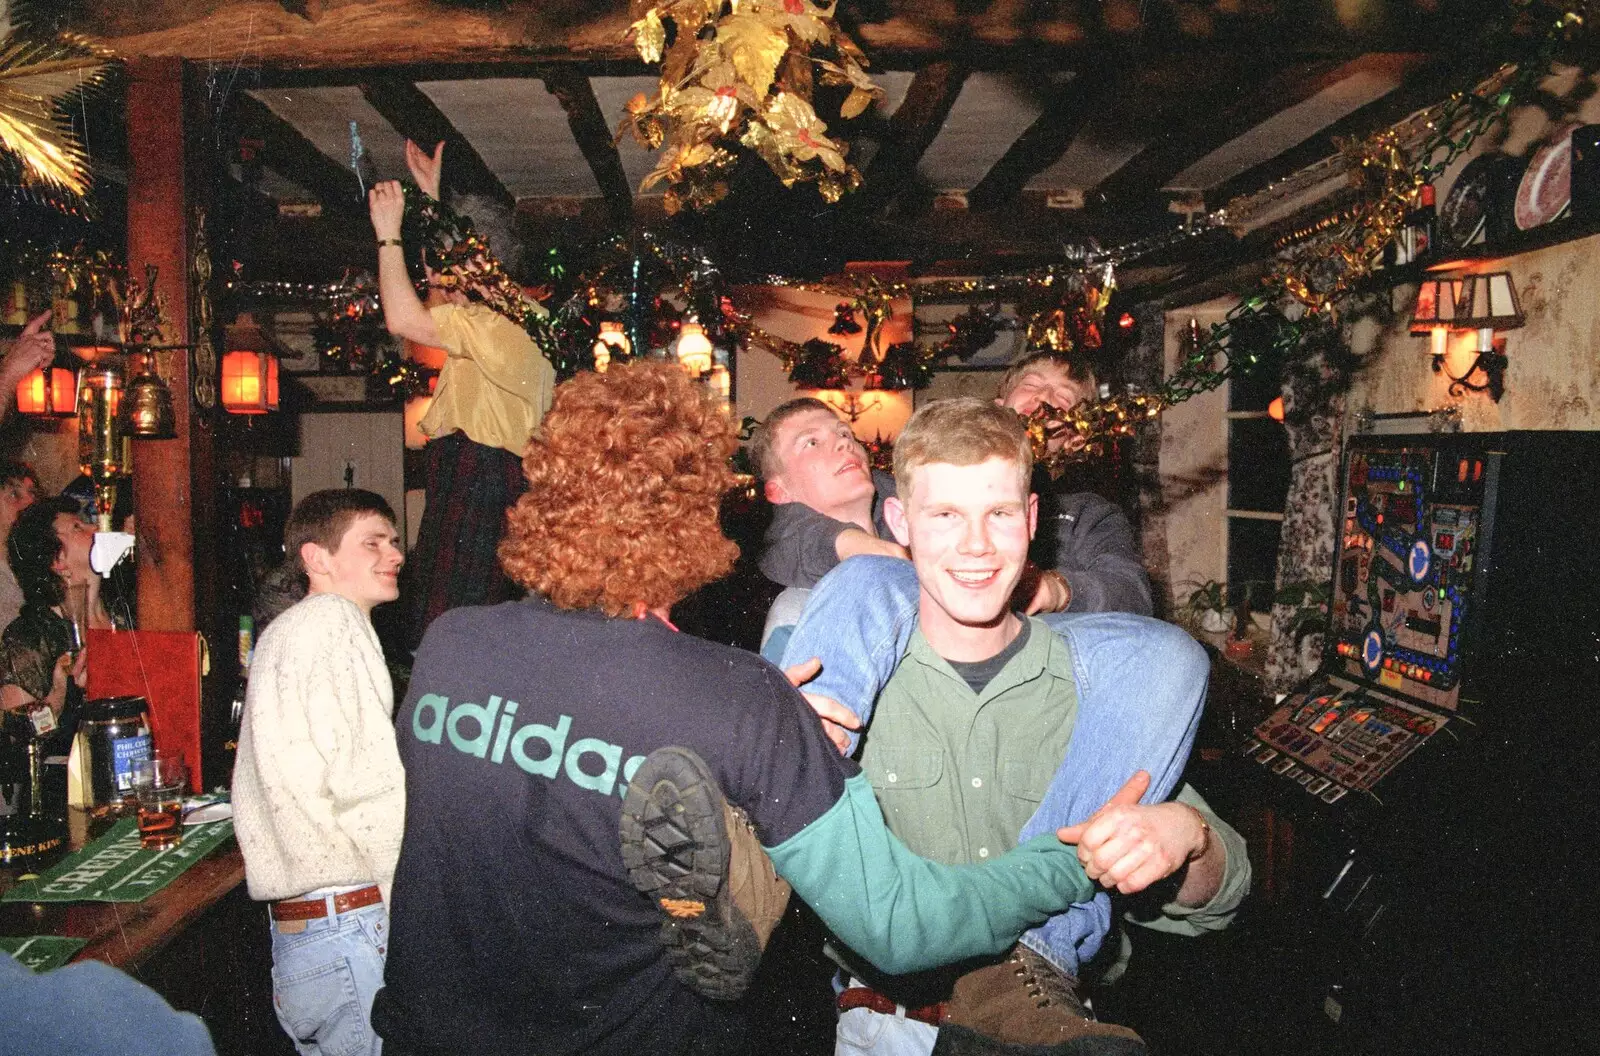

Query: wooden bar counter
left=0, top=808, right=285, bottom=1055
left=0, top=809, right=246, bottom=971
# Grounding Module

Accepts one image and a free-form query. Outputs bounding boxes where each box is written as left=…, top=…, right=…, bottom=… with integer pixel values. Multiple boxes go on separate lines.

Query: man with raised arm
left=368, top=141, right=553, bottom=646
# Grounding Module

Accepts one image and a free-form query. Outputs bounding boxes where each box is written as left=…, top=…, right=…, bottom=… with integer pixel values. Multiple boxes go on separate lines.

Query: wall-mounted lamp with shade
left=1440, top=271, right=1522, bottom=401
left=675, top=319, right=714, bottom=378
left=14, top=364, right=77, bottom=417
left=1410, top=277, right=1462, bottom=360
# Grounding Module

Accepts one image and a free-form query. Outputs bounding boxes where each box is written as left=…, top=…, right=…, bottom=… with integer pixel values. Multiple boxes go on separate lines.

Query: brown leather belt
left=837, top=985, right=946, bottom=1027
left=271, top=885, right=383, bottom=921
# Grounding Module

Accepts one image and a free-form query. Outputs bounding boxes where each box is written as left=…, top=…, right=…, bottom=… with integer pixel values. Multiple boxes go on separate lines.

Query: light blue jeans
left=268, top=898, right=388, bottom=1056
left=772, top=556, right=1208, bottom=978
left=836, top=1006, right=939, bottom=1056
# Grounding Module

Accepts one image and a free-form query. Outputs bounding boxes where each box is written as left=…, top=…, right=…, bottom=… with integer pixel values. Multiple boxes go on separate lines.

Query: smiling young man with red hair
left=815, top=399, right=1242, bottom=1055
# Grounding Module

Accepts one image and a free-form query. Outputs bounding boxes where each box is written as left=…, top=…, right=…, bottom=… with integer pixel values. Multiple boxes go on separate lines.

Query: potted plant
left=1181, top=580, right=1233, bottom=634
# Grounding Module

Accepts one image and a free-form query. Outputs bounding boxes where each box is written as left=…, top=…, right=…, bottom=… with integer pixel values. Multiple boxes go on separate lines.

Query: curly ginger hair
left=499, top=361, right=740, bottom=617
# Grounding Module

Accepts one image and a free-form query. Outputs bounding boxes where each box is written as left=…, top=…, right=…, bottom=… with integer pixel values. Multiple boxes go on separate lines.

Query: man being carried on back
left=374, top=362, right=1132, bottom=1056
left=763, top=397, right=1249, bottom=1054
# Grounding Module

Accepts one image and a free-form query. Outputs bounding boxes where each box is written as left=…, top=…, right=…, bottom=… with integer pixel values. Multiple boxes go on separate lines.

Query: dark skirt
left=407, top=432, right=527, bottom=650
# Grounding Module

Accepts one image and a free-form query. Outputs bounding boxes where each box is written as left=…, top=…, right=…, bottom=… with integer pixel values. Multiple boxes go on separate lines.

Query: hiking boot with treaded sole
left=619, top=746, right=762, bottom=1001
left=936, top=944, right=1147, bottom=1054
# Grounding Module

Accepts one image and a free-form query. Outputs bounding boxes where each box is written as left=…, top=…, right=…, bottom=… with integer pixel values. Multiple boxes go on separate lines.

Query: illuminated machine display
left=1242, top=440, right=1492, bottom=804
left=1224, top=431, right=1599, bottom=1055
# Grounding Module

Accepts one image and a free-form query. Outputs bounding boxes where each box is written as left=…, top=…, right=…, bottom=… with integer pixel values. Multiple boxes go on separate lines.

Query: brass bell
left=120, top=350, right=177, bottom=439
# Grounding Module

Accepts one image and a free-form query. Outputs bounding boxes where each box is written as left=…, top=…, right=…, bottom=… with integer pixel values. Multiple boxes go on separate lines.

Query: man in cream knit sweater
left=233, top=489, right=406, bottom=1056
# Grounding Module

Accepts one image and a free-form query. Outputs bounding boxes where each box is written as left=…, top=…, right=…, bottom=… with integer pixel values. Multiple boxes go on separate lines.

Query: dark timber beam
left=1088, top=56, right=1351, bottom=212
left=358, top=78, right=515, bottom=211
left=966, top=66, right=1114, bottom=212
left=539, top=66, right=634, bottom=228
left=1204, top=54, right=1474, bottom=211
left=230, top=90, right=366, bottom=220
left=852, top=60, right=969, bottom=214
left=73, top=0, right=1442, bottom=69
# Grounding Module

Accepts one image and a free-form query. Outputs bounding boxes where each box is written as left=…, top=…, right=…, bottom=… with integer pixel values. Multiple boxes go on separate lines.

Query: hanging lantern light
left=15, top=365, right=77, bottom=417
left=675, top=319, right=714, bottom=378
left=221, top=314, right=280, bottom=414
left=592, top=321, right=630, bottom=373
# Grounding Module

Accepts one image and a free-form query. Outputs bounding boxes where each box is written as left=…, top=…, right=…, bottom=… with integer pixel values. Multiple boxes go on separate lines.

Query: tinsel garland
left=1021, top=0, right=1586, bottom=478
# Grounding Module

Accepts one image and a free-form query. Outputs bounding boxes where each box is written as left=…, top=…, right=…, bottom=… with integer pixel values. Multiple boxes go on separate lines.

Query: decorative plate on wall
left=1440, top=154, right=1500, bottom=249
left=1514, top=126, right=1579, bottom=231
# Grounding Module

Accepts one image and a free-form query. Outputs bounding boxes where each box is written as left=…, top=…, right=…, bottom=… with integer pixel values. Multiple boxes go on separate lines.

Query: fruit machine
left=1221, top=431, right=1600, bottom=1055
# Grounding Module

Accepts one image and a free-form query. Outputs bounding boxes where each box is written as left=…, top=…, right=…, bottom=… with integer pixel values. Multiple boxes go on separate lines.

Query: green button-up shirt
left=860, top=617, right=1077, bottom=866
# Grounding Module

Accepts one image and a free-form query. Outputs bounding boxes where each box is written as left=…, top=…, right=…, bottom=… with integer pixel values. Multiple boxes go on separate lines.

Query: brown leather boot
left=938, top=945, right=1146, bottom=1054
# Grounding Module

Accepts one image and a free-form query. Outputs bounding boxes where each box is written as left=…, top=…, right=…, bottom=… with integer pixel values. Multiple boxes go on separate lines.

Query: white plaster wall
left=1159, top=299, right=1234, bottom=598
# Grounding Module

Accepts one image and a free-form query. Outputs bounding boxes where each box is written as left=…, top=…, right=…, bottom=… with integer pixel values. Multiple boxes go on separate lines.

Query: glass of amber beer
left=132, top=751, right=186, bottom=850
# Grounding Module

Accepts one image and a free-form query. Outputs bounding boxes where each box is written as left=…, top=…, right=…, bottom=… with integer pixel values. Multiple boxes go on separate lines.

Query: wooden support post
left=125, top=57, right=217, bottom=639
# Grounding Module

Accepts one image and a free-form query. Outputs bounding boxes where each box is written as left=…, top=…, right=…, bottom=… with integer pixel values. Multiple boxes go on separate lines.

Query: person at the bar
left=372, top=362, right=1114, bottom=1056
left=232, top=489, right=407, bottom=1056
left=368, top=142, right=554, bottom=649
left=0, top=498, right=128, bottom=722
left=0, top=459, right=41, bottom=634
left=0, top=494, right=130, bottom=820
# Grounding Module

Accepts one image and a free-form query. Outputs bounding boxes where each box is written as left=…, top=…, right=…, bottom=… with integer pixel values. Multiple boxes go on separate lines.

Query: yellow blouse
left=419, top=303, right=555, bottom=456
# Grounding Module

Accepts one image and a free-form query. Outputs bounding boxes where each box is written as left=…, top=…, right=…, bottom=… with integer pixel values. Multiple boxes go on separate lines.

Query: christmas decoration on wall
left=827, top=301, right=861, bottom=336
left=1011, top=0, right=1584, bottom=478
left=224, top=276, right=379, bottom=320
left=0, top=9, right=112, bottom=207
left=618, top=0, right=882, bottom=212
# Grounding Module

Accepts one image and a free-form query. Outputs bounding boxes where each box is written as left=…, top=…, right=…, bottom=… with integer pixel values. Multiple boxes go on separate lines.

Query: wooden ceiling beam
left=357, top=78, right=514, bottom=211
left=1203, top=54, right=1478, bottom=211
left=229, top=91, right=367, bottom=221
left=1086, top=55, right=1370, bottom=213
left=539, top=67, right=634, bottom=229
left=73, top=0, right=638, bottom=68
left=965, top=65, right=1115, bottom=213
left=852, top=60, right=970, bottom=214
